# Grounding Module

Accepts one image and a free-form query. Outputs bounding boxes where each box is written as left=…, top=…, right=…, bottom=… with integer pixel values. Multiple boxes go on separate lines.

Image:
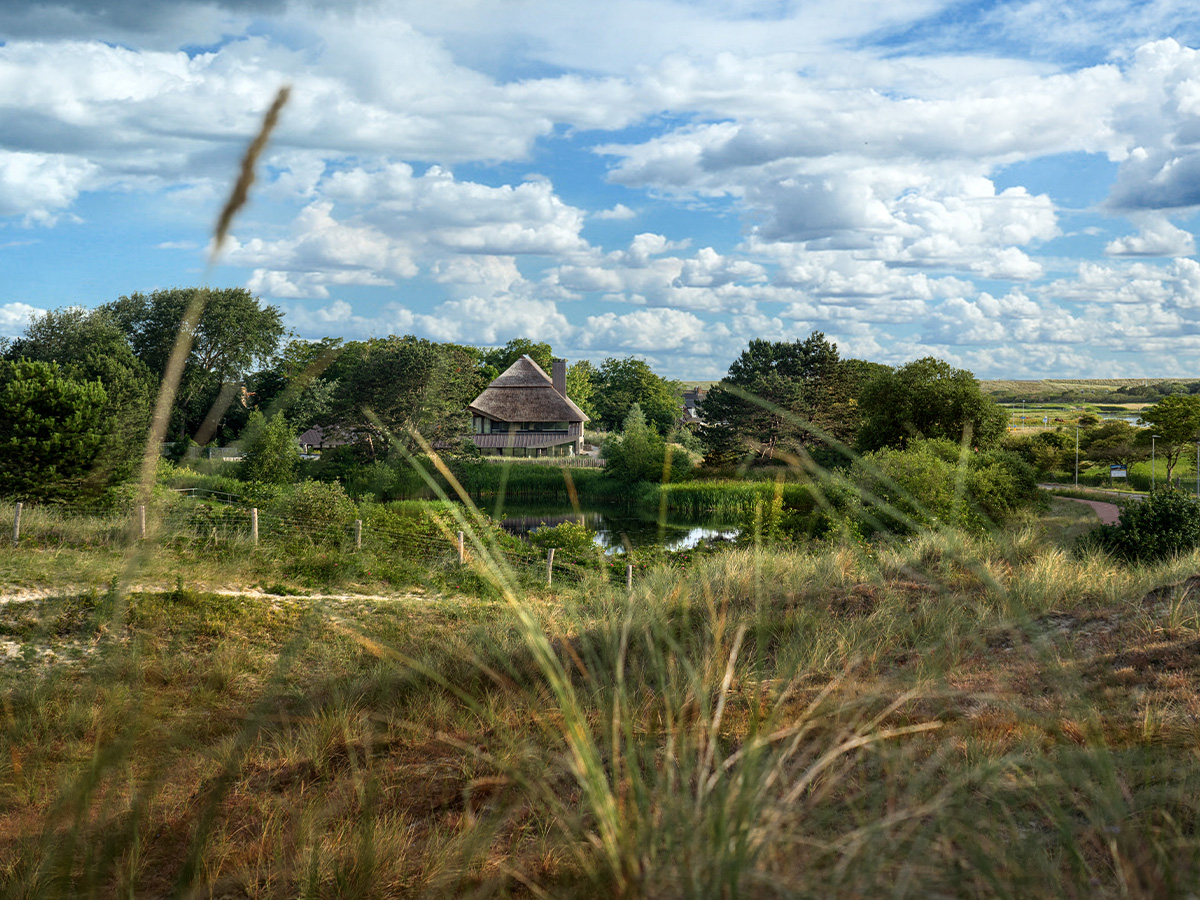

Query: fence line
left=478, top=456, right=605, bottom=468
left=5, top=496, right=645, bottom=591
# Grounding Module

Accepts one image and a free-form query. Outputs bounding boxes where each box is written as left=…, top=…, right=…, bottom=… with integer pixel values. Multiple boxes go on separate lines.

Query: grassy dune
left=4, top=498, right=1200, bottom=897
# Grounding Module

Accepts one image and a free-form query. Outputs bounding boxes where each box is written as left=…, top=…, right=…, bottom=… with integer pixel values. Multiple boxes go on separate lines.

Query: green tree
left=0, top=360, right=108, bottom=502
left=592, top=357, right=681, bottom=435
left=699, top=332, right=861, bottom=461
left=565, top=359, right=598, bottom=420
left=105, top=287, right=285, bottom=440
left=602, top=404, right=669, bottom=485
left=1138, top=394, right=1200, bottom=482
left=240, top=411, right=300, bottom=485
left=6, top=307, right=155, bottom=488
left=248, top=337, right=344, bottom=433
left=1027, top=429, right=1075, bottom=474
left=482, top=338, right=554, bottom=381
left=329, top=336, right=485, bottom=457
left=856, top=357, right=1007, bottom=452
left=1080, top=420, right=1147, bottom=474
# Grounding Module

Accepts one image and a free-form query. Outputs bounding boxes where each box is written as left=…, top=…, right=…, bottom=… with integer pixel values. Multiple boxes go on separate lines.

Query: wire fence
left=475, top=455, right=606, bottom=468
left=4, top=491, right=648, bottom=592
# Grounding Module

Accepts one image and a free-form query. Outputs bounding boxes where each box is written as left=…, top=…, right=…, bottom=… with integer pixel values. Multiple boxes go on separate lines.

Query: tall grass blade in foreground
left=134, top=86, right=291, bottom=518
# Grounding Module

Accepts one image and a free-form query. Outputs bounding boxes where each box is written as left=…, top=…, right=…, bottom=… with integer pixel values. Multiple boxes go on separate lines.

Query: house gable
left=466, top=356, right=589, bottom=456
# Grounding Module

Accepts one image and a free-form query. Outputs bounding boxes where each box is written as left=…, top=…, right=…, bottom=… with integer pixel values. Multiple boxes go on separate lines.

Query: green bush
left=603, top=404, right=668, bottom=485
left=268, top=479, right=357, bottom=546
left=527, top=520, right=598, bottom=553
left=361, top=500, right=454, bottom=547
left=736, top=489, right=808, bottom=546
left=1083, top=488, right=1200, bottom=562
left=966, top=447, right=1040, bottom=518
left=847, top=438, right=1039, bottom=536
left=240, top=411, right=299, bottom=485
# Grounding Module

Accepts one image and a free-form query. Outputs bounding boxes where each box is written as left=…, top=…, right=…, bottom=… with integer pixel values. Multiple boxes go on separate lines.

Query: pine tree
left=0, top=360, right=108, bottom=502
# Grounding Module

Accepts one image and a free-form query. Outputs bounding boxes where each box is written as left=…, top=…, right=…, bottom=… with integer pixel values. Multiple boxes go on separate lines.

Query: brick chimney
left=552, top=358, right=567, bottom=396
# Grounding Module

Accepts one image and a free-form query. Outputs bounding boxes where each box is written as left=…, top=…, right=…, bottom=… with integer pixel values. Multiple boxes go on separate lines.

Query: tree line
left=5, top=285, right=1198, bottom=503
left=0, top=289, right=683, bottom=500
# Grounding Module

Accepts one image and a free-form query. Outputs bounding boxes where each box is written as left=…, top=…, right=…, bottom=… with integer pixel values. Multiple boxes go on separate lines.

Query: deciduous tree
left=240, top=411, right=300, bottom=485
left=1081, top=420, right=1147, bottom=473
left=565, top=360, right=598, bottom=420
left=1138, top=394, right=1200, bottom=482
left=248, top=337, right=344, bottom=433
left=105, top=287, right=285, bottom=440
left=329, top=336, right=485, bottom=456
left=856, top=357, right=1007, bottom=452
left=602, top=404, right=669, bottom=484
left=482, top=338, right=554, bottom=381
left=592, top=357, right=681, bottom=435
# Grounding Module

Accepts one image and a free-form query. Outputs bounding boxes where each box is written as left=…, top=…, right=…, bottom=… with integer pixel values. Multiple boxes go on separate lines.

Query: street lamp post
left=1075, top=425, right=1079, bottom=487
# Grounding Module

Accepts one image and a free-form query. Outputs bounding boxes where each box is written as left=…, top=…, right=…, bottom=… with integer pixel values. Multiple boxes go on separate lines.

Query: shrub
left=1083, top=488, right=1200, bottom=562
left=268, top=479, right=357, bottom=546
left=847, top=438, right=1039, bottom=536
left=240, top=411, right=299, bottom=485
left=527, top=520, right=598, bottom=554
left=967, top=447, right=1040, bottom=518
left=736, top=490, right=800, bottom=545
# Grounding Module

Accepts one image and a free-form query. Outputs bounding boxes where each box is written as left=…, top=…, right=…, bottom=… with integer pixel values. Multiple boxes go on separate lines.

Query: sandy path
left=0, top=585, right=409, bottom=606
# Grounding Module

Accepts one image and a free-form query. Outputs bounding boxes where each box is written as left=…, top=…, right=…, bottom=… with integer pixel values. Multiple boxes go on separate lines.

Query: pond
left=481, top=498, right=740, bottom=554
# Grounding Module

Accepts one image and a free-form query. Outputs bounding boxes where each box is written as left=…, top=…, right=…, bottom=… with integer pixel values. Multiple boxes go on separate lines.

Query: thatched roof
left=468, top=356, right=589, bottom=423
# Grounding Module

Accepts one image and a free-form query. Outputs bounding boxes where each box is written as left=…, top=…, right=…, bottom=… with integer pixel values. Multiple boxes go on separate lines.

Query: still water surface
left=482, top=499, right=740, bottom=553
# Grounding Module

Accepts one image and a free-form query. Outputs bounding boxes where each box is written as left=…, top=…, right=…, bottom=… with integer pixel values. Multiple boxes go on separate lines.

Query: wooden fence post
left=138, top=504, right=146, bottom=541
left=626, top=563, right=633, bottom=592
left=458, top=531, right=465, bottom=565
left=250, top=507, right=259, bottom=547
left=354, top=519, right=362, bottom=550
left=12, top=502, right=21, bottom=547
left=546, top=548, right=555, bottom=586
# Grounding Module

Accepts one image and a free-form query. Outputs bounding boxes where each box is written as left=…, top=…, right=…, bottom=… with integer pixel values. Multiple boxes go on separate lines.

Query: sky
left=6, top=1, right=1200, bottom=379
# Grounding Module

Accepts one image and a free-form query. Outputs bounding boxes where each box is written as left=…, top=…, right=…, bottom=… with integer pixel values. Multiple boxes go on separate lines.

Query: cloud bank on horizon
left=5, top=0, right=1200, bottom=378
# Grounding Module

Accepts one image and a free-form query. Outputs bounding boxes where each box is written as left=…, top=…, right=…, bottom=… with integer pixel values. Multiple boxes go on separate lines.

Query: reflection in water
left=493, top=507, right=739, bottom=554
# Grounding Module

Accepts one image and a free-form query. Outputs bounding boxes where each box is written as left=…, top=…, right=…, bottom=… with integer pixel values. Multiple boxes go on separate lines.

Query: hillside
left=979, top=378, right=1186, bottom=394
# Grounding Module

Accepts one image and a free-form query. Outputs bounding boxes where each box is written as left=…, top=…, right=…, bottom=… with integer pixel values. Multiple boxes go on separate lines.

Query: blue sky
left=5, top=0, right=1200, bottom=379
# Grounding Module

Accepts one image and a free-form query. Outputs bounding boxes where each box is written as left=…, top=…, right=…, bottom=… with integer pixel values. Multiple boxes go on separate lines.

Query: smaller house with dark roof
left=681, top=387, right=707, bottom=426
left=468, top=356, right=589, bottom=457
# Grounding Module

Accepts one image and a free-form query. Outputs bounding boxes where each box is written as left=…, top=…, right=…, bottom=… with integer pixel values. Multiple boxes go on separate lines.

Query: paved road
left=1039, top=483, right=1139, bottom=526
left=1057, top=497, right=1121, bottom=525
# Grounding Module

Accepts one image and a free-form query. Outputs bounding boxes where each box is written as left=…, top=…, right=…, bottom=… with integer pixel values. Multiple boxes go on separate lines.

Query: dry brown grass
left=5, top=516, right=1200, bottom=897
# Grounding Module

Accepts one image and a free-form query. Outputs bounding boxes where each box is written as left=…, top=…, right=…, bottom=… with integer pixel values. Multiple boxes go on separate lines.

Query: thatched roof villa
left=467, top=356, right=589, bottom=456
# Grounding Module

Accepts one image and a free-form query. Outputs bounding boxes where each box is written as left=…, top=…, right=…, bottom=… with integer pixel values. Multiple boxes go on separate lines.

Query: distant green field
left=688, top=378, right=1187, bottom=395
left=979, top=378, right=1183, bottom=394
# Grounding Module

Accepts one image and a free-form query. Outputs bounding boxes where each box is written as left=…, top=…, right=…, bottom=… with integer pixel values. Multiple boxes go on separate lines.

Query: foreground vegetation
left=4, top=493, right=1200, bottom=898
left=5, top=107, right=1199, bottom=897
